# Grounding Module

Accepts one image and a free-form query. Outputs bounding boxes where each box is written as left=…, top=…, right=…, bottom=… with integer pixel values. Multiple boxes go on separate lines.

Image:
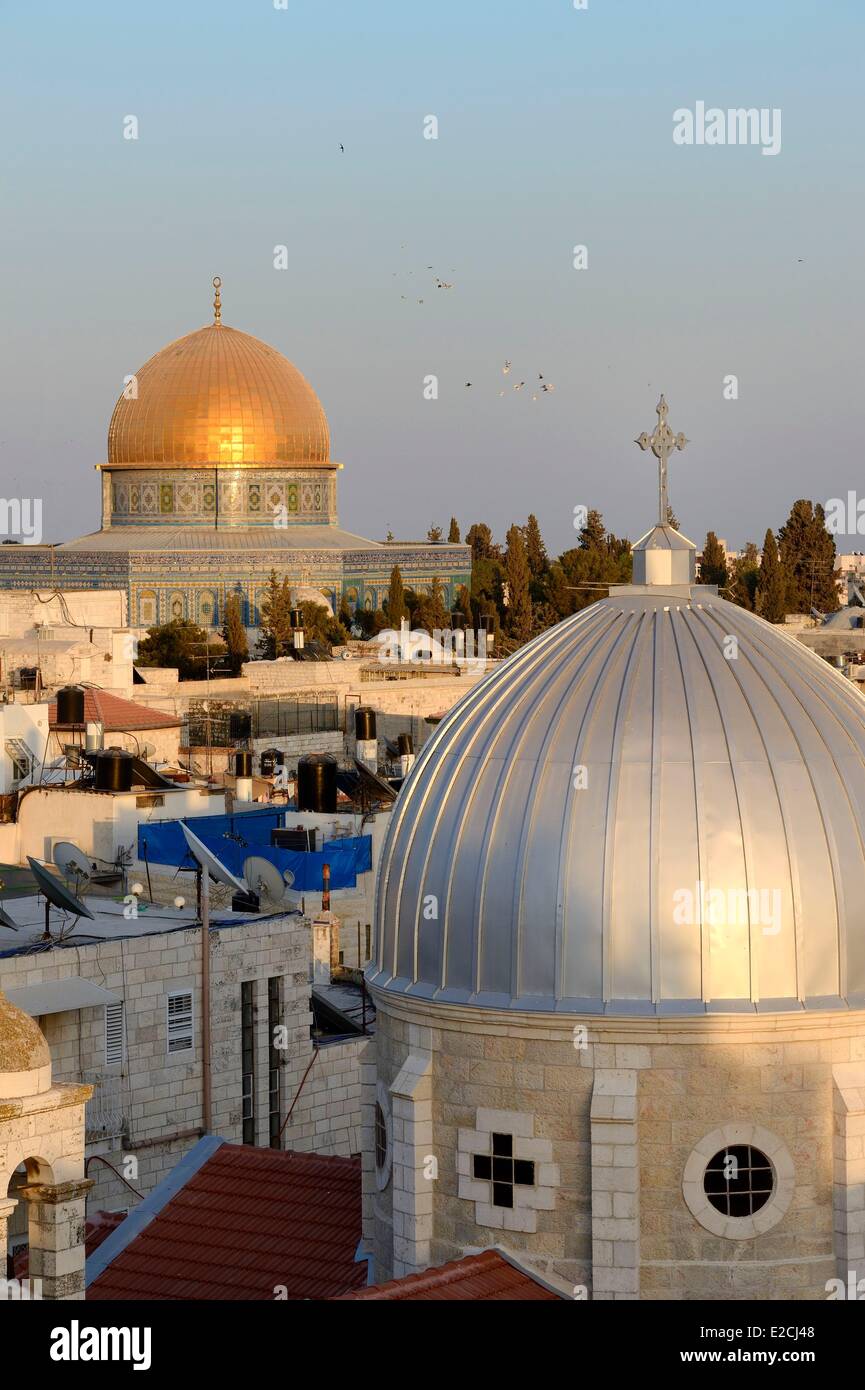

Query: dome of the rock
left=107, top=321, right=330, bottom=467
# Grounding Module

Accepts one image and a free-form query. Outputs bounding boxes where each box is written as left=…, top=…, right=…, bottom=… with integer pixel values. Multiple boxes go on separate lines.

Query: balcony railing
left=83, top=1070, right=127, bottom=1142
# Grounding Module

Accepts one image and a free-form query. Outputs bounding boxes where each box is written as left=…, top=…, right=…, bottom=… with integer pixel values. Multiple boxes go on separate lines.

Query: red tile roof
left=88, top=1145, right=365, bottom=1301
left=49, top=688, right=181, bottom=731
left=333, top=1249, right=563, bottom=1301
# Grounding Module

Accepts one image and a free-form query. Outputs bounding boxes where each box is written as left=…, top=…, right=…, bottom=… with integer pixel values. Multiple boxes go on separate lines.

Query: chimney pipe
left=322, top=861, right=331, bottom=913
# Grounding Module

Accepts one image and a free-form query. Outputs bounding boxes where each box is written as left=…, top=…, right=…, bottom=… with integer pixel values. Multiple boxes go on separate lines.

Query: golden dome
left=107, top=317, right=330, bottom=468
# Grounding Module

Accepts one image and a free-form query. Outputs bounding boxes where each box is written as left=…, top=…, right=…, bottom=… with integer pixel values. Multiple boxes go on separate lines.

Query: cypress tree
left=523, top=513, right=548, bottom=576
left=578, top=508, right=607, bottom=553
left=256, top=570, right=293, bottom=657
left=448, top=517, right=461, bottom=543
left=386, top=564, right=407, bottom=626
left=222, top=593, right=249, bottom=675
left=756, top=530, right=787, bottom=623
left=700, top=532, right=729, bottom=589
left=504, top=524, right=533, bottom=642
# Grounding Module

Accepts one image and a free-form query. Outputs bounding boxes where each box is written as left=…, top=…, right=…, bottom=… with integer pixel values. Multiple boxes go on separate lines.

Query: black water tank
left=274, top=750, right=285, bottom=766
left=297, top=754, right=337, bottom=812
left=229, top=712, right=251, bottom=740
left=355, top=706, right=376, bottom=742
left=235, top=749, right=253, bottom=778
left=94, top=747, right=133, bottom=792
left=397, top=733, right=413, bottom=756
left=56, top=685, right=85, bottom=726
left=478, top=614, right=494, bottom=634
left=451, top=612, right=467, bottom=630
left=290, top=608, right=303, bottom=629
left=260, top=749, right=277, bottom=776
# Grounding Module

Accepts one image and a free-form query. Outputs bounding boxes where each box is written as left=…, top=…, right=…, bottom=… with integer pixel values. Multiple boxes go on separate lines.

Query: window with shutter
left=167, top=991, right=194, bottom=1054
left=105, top=1001, right=124, bottom=1066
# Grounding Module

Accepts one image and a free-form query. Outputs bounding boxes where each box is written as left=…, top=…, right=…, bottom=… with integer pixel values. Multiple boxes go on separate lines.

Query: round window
left=373, top=1081, right=393, bottom=1191
left=375, top=1102, right=388, bottom=1171
left=703, top=1145, right=774, bottom=1218
left=682, top=1125, right=794, bottom=1241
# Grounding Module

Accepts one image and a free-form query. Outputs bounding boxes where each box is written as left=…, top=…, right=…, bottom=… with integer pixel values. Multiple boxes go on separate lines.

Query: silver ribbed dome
left=370, top=587, right=865, bottom=1014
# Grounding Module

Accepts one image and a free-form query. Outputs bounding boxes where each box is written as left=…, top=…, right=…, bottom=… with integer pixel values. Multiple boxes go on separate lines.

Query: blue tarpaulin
left=138, top=810, right=372, bottom=891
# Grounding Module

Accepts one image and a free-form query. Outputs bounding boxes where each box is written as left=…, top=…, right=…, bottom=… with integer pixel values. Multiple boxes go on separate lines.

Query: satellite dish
left=180, top=823, right=245, bottom=892
left=53, top=841, right=93, bottom=887
left=282, top=868, right=296, bottom=889
left=243, top=856, right=286, bottom=904
left=0, top=905, right=19, bottom=931
left=141, top=742, right=155, bottom=760
left=26, top=856, right=95, bottom=921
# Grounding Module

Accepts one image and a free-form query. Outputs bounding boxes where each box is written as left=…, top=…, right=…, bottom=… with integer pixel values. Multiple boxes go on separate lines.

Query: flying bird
left=514, top=381, right=525, bottom=391
left=465, top=382, right=472, bottom=388
left=339, top=143, right=344, bottom=153
left=502, top=361, right=511, bottom=374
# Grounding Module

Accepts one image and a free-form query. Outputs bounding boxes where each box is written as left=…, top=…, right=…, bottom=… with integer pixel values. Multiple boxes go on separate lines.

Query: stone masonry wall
left=369, top=996, right=865, bottom=1300
left=0, top=912, right=363, bottom=1224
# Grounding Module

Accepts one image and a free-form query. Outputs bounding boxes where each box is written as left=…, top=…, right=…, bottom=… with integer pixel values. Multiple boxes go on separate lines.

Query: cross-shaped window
left=472, top=1132, right=535, bottom=1209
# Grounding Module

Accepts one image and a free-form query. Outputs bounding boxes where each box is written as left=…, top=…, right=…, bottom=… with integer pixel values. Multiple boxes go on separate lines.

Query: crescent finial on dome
left=212, top=275, right=222, bottom=325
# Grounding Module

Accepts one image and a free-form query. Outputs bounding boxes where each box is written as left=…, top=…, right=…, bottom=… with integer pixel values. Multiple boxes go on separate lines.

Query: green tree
left=447, top=517, right=461, bottom=543
left=729, top=542, right=760, bottom=611
left=504, top=524, right=533, bottom=642
left=410, top=579, right=448, bottom=635
left=466, top=523, right=495, bottom=563
left=352, top=608, right=388, bottom=638
left=700, top=532, right=729, bottom=589
left=556, top=536, right=632, bottom=617
left=778, top=499, right=839, bottom=614
left=136, top=618, right=219, bottom=680
left=454, top=583, right=473, bottom=628
left=523, top=514, right=548, bottom=580
left=221, top=593, right=249, bottom=675
left=385, top=565, right=407, bottom=626
left=578, top=508, right=608, bottom=553
left=298, top=600, right=350, bottom=647
left=256, top=570, right=294, bottom=657
left=756, top=529, right=787, bottom=623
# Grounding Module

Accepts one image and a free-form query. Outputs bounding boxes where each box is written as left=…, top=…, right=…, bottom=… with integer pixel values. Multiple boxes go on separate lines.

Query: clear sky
left=0, top=0, right=860, bottom=554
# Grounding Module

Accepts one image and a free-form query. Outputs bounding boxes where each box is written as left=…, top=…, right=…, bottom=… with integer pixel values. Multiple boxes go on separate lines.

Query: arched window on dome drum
left=138, top=590, right=157, bottom=626
left=169, top=592, right=185, bottom=622
left=345, top=587, right=358, bottom=613
left=198, top=591, right=217, bottom=627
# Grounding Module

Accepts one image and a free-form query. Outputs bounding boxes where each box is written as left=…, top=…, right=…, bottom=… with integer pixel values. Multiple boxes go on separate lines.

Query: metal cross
left=635, top=395, right=688, bottom=526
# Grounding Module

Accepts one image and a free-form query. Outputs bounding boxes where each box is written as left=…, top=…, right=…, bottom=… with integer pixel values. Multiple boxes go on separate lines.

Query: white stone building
left=1, top=892, right=368, bottom=1269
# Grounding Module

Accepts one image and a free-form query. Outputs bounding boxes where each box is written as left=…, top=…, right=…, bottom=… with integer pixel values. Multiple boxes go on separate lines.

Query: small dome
left=108, top=322, right=330, bottom=467
left=0, top=990, right=50, bottom=1073
left=372, top=588, right=865, bottom=1015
